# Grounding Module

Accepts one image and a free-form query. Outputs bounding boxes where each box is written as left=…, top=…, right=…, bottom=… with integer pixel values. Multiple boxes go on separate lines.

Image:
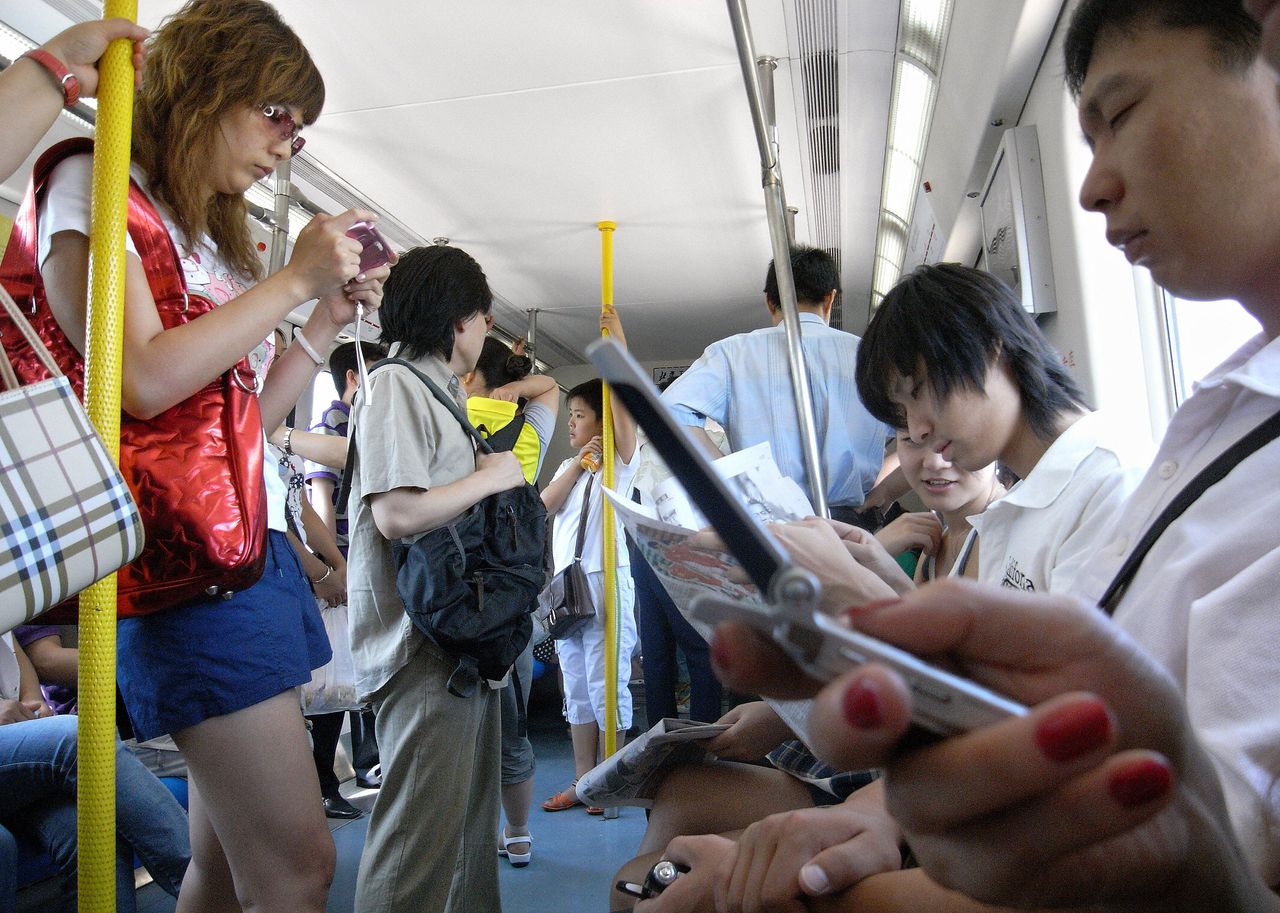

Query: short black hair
left=474, top=336, right=532, bottom=390
left=1064, top=0, right=1260, bottom=97
left=327, top=340, right=387, bottom=394
left=764, top=245, right=840, bottom=309
left=378, top=245, right=492, bottom=361
left=566, top=378, right=603, bottom=420
left=855, top=264, right=1088, bottom=441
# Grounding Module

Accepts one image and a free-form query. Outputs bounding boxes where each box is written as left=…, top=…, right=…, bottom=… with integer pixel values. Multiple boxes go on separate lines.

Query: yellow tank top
left=466, top=396, right=542, bottom=484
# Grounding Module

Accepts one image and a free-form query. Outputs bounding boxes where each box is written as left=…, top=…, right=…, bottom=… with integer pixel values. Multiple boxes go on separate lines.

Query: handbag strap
left=1098, top=407, right=1280, bottom=614
left=0, top=283, right=62, bottom=390
left=573, top=473, right=594, bottom=561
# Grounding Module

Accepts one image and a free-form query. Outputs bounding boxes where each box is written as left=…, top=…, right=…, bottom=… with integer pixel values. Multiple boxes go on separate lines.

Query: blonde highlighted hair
left=133, top=0, right=324, bottom=281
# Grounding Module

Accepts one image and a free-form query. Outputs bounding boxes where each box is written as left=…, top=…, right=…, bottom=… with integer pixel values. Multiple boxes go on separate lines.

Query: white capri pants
left=557, top=569, right=637, bottom=730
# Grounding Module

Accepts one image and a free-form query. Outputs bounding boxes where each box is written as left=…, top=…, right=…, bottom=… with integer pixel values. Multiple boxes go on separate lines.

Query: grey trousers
left=355, top=640, right=502, bottom=913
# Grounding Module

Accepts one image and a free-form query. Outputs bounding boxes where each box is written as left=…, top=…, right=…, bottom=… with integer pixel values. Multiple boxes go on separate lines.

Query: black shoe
left=323, top=795, right=362, bottom=819
left=355, top=771, right=382, bottom=790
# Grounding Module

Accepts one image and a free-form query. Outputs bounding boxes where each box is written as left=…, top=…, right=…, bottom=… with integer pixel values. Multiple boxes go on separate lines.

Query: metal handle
left=725, top=0, right=830, bottom=517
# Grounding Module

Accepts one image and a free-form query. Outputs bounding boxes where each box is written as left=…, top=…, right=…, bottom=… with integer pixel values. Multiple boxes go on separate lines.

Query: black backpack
left=340, top=358, right=547, bottom=697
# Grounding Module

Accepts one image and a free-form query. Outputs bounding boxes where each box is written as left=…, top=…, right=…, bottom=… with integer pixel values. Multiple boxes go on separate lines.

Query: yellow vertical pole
left=597, top=220, right=619, bottom=760
left=80, top=5, right=137, bottom=911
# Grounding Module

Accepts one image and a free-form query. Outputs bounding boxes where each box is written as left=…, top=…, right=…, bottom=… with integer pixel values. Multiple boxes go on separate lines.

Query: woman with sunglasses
left=23, top=3, right=388, bottom=910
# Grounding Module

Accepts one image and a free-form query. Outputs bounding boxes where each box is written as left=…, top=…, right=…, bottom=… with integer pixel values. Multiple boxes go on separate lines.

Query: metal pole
left=726, top=0, right=830, bottom=517
left=80, top=4, right=137, bottom=909
left=526, top=308, right=539, bottom=373
left=268, top=159, right=292, bottom=275
left=597, top=222, right=622, bottom=821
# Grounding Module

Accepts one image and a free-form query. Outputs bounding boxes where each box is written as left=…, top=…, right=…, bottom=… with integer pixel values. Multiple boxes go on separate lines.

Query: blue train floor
left=135, top=681, right=649, bottom=913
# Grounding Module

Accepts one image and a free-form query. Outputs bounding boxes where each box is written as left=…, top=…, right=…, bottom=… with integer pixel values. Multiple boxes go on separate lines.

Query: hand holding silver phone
left=687, top=594, right=1028, bottom=738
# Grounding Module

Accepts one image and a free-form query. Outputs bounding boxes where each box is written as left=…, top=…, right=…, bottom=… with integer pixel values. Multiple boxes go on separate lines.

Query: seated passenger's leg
left=173, top=690, right=334, bottom=913
left=0, top=823, right=15, bottom=913
left=638, top=762, right=814, bottom=854
left=0, top=716, right=79, bottom=816
left=112, top=738, right=190, bottom=897
left=8, top=796, right=138, bottom=913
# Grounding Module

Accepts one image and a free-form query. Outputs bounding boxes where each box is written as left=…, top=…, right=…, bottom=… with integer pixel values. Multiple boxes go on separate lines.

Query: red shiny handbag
left=0, top=138, right=267, bottom=618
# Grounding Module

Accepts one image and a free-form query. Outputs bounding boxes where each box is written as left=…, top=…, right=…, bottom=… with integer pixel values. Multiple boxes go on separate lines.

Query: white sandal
left=498, top=830, right=533, bottom=868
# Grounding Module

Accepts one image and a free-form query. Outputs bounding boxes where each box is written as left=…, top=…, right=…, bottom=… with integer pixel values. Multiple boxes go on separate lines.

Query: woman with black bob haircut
left=346, top=245, right=527, bottom=912
left=374, top=245, right=495, bottom=361
left=853, top=263, right=1149, bottom=596
left=856, top=263, right=1086, bottom=442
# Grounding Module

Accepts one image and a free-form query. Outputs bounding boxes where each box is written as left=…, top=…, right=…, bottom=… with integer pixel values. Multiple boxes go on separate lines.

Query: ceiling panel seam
left=319, top=63, right=752, bottom=118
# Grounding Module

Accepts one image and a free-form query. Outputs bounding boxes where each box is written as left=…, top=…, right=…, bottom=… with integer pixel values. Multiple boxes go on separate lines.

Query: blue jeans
left=0, top=715, right=190, bottom=912
left=0, top=824, right=15, bottom=913
left=627, top=536, right=723, bottom=724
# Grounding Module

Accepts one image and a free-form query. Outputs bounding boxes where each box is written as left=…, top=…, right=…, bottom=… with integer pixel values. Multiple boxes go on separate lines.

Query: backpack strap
left=336, top=357, right=491, bottom=514
left=482, top=396, right=530, bottom=454
left=1097, top=408, right=1280, bottom=614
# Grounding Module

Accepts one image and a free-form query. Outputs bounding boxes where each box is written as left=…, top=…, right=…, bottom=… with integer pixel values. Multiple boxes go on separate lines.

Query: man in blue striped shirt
left=660, top=246, right=897, bottom=522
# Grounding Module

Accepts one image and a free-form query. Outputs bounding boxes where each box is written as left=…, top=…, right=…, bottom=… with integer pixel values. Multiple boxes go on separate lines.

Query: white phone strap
left=354, top=301, right=372, bottom=405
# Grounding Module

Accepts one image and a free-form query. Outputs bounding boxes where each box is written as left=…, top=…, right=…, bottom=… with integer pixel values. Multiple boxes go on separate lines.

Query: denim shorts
left=117, top=530, right=332, bottom=741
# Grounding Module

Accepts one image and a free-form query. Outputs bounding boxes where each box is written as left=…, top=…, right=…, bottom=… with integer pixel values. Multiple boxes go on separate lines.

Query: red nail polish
left=1034, top=700, right=1112, bottom=763
left=843, top=679, right=883, bottom=729
left=710, top=635, right=732, bottom=674
left=1110, top=759, right=1172, bottom=808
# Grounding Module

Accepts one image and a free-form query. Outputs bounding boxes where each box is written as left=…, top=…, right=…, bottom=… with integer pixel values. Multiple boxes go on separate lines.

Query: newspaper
left=603, top=443, right=816, bottom=742
left=650, top=442, right=813, bottom=529
left=575, top=718, right=729, bottom=808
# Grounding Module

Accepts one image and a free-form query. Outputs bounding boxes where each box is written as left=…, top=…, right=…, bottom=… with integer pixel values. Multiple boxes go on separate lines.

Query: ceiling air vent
left=790, top=0, right=843, bottom=326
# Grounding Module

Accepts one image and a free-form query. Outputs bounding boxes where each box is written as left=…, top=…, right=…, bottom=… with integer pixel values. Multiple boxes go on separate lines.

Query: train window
left=309, top=366, right=339, bottom=421
left=1163, top=293, right=1261, bottom=405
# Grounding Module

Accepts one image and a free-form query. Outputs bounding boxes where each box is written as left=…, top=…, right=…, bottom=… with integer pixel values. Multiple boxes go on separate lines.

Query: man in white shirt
left=660, top=246, right=896, bottom=523
left=1061, top=0, right=1280, bottom=884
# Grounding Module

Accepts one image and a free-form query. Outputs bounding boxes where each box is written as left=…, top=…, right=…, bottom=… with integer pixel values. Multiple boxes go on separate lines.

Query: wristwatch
left=21, top=49, right=81, bottom=108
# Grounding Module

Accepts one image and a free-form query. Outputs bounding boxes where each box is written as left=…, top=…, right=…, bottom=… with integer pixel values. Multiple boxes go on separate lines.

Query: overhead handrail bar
left=725, top=0, right=830, bottom=517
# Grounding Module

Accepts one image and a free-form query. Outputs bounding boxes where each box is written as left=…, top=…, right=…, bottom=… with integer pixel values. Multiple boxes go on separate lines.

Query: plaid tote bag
left=0, top=286, right=144, bottom=631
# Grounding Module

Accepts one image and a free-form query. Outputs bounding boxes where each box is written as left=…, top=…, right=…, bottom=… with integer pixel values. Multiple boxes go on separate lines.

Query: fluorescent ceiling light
left=869, top=0, right=953, bottom=307
left=0, top=22, right=33, bottom=62
left=901, top=0, right=951, bottom=69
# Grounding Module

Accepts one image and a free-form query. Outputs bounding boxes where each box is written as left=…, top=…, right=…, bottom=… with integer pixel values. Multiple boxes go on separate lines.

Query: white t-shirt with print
left=968, top=410, right=1150, bottom=597
left=37, top=154, right=287, bottom=531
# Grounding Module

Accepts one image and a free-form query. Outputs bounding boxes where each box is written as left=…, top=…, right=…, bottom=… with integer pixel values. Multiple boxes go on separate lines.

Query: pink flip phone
left=346, top=221, right=393, bottom=273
